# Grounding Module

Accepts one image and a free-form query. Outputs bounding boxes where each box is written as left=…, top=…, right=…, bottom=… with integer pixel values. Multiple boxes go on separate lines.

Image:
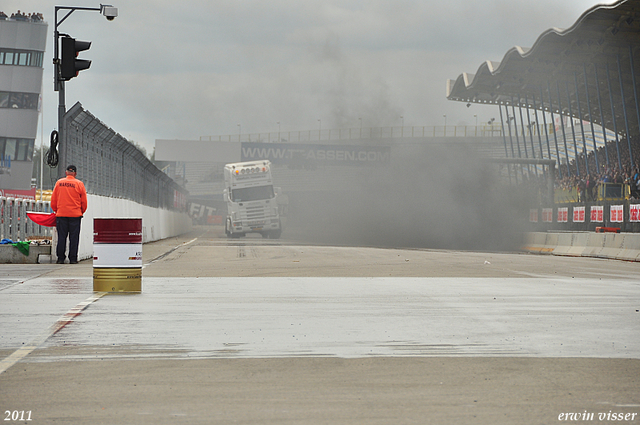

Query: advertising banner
left=188, top=200, right=225, bottom=225
left=0, top=188, right=36, bottom=200
left=610, top=205, right=624, bottom=223
left=174, top=190, right=187, bottom=211
left=542, top=208, right=553, bottom=223
left=529, top=209, right=538, bottom=223
left=630, top=204, right=640, bottom=222
left=557, top=207, right=568, bottom=223
left=241, top=142, right=390, bottom=166
left=572, top=206, right=585, bottom=223
left=590, top=205, right=604, bottom=222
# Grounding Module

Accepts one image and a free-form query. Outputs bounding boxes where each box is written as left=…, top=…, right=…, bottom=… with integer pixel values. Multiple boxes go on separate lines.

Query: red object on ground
left=595, top=227, right=620, bottom=233
left=26, top=212, right=57, bottom=227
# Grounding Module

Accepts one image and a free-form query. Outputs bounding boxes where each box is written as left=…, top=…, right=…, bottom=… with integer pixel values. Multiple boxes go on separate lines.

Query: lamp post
left=277, top=122, right=280, bottom=142
left=443, top=114, right=447, bottom=136
left=237, top=124, right=241, bottom=141
left=53, top=4, right=117, bottom=179
left=318, top=119, right=321, bottom=140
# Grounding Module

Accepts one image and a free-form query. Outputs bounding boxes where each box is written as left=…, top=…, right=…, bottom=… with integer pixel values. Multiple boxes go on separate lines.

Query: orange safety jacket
left=51, top=175, right=88, bottom=217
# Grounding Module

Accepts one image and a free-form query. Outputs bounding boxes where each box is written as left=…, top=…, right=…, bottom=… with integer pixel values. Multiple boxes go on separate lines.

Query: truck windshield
left=231, top=185, right=274, bottom=202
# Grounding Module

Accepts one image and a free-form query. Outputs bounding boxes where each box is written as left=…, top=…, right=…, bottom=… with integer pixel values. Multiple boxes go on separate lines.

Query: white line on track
left=0, top=292, right=107, bottom=375
left=143, top=237, right=198, bottom=268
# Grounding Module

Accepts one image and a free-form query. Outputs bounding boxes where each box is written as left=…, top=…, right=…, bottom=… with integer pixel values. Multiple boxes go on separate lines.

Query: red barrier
left=595, top=227, right=620, bottom=233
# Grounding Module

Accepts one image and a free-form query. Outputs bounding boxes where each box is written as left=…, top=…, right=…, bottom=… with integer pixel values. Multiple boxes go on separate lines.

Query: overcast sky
left=4, top=0, right=618, bottom=154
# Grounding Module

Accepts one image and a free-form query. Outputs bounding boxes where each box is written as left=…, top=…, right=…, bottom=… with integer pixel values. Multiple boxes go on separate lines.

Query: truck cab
left=223, top=161, right=282, bottom=238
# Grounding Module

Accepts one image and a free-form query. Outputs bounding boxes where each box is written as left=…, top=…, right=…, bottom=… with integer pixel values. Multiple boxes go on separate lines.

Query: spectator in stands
left=51, top=165, right=88, bottom=264
left=577, top=177, right=587, bottom=202
left=586, top=174, right=596, bottom=201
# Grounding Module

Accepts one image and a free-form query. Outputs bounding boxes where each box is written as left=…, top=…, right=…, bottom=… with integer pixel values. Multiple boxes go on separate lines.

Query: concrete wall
left=54, top=194, right=192, bottom=262
left=522, top=232, right=640, bottom=262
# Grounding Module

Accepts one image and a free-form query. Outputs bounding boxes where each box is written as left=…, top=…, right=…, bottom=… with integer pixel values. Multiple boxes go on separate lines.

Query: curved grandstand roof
left=446, top=0, right=640, bottom=137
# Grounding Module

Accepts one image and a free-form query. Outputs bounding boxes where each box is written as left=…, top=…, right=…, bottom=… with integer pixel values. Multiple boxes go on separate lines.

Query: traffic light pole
left=53, top=5, right=112, bottom=179
left=57, top=71, right=66, bottom=180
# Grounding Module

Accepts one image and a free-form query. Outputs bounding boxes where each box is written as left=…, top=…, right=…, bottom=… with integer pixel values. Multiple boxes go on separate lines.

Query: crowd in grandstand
left=555, top=134, right=640, bottom=201
left=0, top=11, right=44, bottom=22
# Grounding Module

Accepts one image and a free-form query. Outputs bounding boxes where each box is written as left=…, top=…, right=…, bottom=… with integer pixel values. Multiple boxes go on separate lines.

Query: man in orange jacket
left=51, top=165, right=87, bottom=264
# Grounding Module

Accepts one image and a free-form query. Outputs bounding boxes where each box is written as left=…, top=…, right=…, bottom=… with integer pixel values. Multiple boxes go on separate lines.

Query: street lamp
left=318, top=119, right=321, bottom=140
left=52, top=4, right=118, bottom=178
left=359, top=117, right=362, bottom=139
left=443, top=114, right=447, bottom=136
left=277, top=121, right=280, bottom=142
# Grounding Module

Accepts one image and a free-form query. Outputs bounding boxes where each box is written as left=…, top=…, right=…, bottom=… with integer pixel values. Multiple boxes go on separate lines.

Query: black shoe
left=70, top=260, right=78, bottom=264
left=56, top=260, right=65, bottom=264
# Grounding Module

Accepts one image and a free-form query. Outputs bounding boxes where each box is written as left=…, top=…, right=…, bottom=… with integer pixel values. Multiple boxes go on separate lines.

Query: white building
left=0, top=12, right=47, bottom=190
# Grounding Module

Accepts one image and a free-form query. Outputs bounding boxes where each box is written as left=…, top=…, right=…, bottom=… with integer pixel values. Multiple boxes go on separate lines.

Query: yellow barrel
left=93, top=267, right=142, bottom=293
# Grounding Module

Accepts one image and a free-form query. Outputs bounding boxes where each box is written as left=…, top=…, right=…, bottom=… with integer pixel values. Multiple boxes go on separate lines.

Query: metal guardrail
left=200, top=125, right=509, bottom=143
left=0, top=197, right=53, bottom=241
left=199, top=124, right=616, bottom=144
left=61, top=102, right=188, bottom=210
left=554, top=183, right=633, bottom=204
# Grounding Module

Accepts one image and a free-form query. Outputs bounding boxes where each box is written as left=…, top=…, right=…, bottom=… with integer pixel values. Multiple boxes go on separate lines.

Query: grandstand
left=447, top=0, right=640, bottom=178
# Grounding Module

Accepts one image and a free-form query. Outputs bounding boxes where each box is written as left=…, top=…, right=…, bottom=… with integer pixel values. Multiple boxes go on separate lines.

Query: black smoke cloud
left=285, top=141, right=528, bottom=252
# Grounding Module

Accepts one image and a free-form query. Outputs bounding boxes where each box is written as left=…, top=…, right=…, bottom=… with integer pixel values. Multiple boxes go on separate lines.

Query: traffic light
left=60, top=36, right=92, bottom=81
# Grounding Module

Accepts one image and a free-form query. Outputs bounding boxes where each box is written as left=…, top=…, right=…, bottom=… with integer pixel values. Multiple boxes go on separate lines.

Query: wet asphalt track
left=0, top=227, right=639, bottom=424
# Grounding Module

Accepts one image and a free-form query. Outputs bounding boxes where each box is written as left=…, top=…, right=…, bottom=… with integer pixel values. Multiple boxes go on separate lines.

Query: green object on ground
left=12, top=241, right=30, bottom=256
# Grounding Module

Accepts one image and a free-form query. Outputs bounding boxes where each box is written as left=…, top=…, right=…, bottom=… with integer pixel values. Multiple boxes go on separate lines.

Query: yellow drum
left=93, top=267, right=142, bottom=292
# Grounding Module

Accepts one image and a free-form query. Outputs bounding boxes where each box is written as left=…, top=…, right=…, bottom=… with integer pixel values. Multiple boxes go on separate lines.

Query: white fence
left=0, top=197, right=53, bottom=241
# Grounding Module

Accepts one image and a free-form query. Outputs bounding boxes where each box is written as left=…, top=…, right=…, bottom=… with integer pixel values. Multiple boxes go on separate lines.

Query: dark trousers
left=56, top=216, right=82, bottom=262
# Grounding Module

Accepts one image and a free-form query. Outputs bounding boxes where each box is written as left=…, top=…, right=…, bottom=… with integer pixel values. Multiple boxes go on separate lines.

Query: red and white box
left=610, top=205, right=624, bottom=223
left=557, top=207, right=569, bottom=223
left=630, top=204, right=640, bottom=223
left=590, top=206, right=604, bottom=222
left=573, top=206, right=585, bottom=223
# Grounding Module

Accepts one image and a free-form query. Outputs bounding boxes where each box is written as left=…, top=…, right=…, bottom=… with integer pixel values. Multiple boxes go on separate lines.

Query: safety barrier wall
left=528, top=200, right=640, bottom=233
left=1, top=194, right=191, bottom=261
left=522, top=232, right=640, bottom=262
left=62, top=194, right=192, bottom=262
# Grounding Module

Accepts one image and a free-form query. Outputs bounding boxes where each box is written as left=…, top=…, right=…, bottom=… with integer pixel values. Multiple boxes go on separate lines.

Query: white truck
left=223, top=160, right=282, bottom=239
